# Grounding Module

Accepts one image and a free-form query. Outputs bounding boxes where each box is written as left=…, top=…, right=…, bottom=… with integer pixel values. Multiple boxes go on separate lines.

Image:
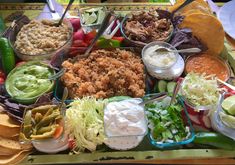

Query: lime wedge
left=221, top=95, right=235, bottom=115
left=82, top=13, right=90, bottom=24
left=86, top=12, right=97, bottom=25
left=219, top=111, right=235, bottom=129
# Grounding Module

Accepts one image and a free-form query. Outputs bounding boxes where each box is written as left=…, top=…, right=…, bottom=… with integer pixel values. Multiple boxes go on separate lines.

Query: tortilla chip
left=0, top=150, right=31, bottom=165
left=0, top=136, right=32, bottom=150
left=169, top=0, right=212, bottom=15
left=179, top=13, right=225, bottom=56
left=0, top=145, right=20, bottom=156
left=0, top=125, right=20, bottom=138
left=0, top=113, right=20, bottom=128
left=0, top=113, right=21, bottom=138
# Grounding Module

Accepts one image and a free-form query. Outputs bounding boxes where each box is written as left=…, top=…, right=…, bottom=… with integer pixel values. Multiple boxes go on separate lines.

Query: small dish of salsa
left=185, top=54, right=230, bottom=81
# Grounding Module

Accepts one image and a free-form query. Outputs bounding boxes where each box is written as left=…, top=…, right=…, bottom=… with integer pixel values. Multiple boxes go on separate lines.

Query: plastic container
left=103, top=97, right=148, bottom=151
left=104, top=98, right=148, bottom=137
left=142, top=41, right=185, bottom=80
left=8, top=13, right=73, bottom=61
left=144, top=94, right=195, bottom=149
left=120, top=10, right=174, bottom=47
left=211, top=93, right=235, bottom=140
left=180, top=79, right=220, bottom=112
left=79, top=7, right=107, bottom=33
left=19, top=102, right=68, bottom=153
left=103, top=98, right=147, bottom=150
left=53, top=47, right=143, bottom=103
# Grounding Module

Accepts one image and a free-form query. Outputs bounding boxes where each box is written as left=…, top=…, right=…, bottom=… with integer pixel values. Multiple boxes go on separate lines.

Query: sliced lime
left=221, top=95, right=235, bottom=115
left=219, top=111, right=235, bottom=129
left=82, top=13, right=90, bottom=24
left=85, top=12, right=97, bottom=25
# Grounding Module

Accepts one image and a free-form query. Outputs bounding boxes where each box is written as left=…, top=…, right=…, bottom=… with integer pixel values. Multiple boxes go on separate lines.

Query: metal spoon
left=48, top=69, right=66, bottom=81
left=59, top=87, right=68, bottom=116
left=217, top=78, right=235, bottom=91
left=169, top=81, right=181, bottom=107
left=139, top=92, right=167, bottom=106
left=56, top=0, right=75, bottom=27
left=155, top=47, right=201, bottom=54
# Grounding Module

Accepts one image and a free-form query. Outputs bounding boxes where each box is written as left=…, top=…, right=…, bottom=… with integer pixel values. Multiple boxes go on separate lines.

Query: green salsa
left=5, top=61, right=55, bottom=104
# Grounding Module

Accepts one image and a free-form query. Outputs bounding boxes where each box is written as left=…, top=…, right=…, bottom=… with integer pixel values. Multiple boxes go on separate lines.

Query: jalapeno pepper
left=35, top=111, right=60, bottom=130
left=194, top=132, right=235, bottom=150
left=0, top=37, right=15, bottom=74
left=31, top=125, right=57, bottom=140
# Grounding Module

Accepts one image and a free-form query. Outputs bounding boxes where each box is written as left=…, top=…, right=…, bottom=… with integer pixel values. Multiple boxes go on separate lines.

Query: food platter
left=0, top=1, right=235, bottom=165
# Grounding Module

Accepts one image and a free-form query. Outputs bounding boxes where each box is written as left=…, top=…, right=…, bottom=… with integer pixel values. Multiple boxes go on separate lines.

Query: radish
left=70, top=18, right=81, bottom=32
left=73, top=29, right=85, bottom=41
left=188, top=114, right=200, bottom=125
left=185, top=103, right=198, bottom=116
left=198, top=112, right=211, bottom=129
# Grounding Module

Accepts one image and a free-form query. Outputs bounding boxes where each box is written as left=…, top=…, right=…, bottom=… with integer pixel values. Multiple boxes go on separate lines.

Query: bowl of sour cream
left=142, top=41, right=184, bottom=80
left=103, top=98, right=148, bottom=150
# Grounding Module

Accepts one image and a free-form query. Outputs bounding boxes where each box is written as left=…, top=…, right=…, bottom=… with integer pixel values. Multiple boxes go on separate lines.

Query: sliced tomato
left=53, top=126, right=64, bottom=139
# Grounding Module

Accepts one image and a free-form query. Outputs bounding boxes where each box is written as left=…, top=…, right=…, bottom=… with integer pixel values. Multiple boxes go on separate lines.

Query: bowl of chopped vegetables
left=181, top=72, right=220, bottom=111
left=144, top=94, right=195, bottom=149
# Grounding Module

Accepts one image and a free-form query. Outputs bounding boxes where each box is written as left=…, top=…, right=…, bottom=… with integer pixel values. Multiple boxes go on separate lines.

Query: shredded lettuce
left=181, top=72, right=219, bottom=106
left=66, top=97, right=107, bottom=153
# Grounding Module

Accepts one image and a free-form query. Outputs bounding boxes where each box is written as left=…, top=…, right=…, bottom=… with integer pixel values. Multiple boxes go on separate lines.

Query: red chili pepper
left=112, top=36, right=124, bottom=42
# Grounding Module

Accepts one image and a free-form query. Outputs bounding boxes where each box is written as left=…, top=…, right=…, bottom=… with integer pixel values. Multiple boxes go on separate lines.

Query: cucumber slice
left=157, top=80, right=167, bottom=93
left=167, top=81, right=177, bottom=93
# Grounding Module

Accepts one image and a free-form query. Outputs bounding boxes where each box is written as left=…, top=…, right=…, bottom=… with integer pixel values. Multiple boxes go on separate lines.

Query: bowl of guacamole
left=5, top=61, right=55, bottom=104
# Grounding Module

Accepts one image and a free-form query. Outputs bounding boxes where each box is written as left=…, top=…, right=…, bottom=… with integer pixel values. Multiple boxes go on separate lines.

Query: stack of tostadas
left=169, top=0, right=225, bottom=56
left=0, top=106, right=32, bottom=165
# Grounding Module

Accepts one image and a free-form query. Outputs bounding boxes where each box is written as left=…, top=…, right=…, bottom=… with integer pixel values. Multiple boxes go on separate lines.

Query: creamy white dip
left=143, top=45, right=177, bottom=68
left=104, top=98, right=147, bottom=137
